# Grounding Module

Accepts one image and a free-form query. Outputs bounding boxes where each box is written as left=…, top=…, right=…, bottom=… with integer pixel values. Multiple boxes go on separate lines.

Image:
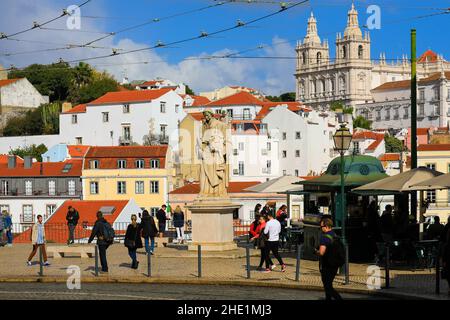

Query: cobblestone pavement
left=0, top=244, right=449, bottom=300
left=0, top=283, right=390, bottom=300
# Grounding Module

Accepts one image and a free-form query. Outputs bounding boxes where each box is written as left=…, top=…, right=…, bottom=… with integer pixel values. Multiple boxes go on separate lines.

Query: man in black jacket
left=66, top=206, right=79, bottom=245
left=156, top=205, right=168, bottom=238
left=88, top=211, right=110, bottom=273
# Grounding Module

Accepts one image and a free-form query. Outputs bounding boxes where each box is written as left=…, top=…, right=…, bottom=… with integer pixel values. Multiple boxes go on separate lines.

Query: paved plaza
left=0, top=244, right=448, bottom=300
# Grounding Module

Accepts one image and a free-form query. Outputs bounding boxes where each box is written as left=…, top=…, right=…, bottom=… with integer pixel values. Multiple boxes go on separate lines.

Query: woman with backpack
left=124, top=214, right=143, bottom=269
left=140, top=210, right=158, bottom=255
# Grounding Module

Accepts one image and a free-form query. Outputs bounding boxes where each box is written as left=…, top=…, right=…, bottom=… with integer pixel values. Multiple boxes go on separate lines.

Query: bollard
left=198, top=245, right=202, bottom=278
left=295, top=244, right=301, bottom=282
left=246, top=245, right=251, bottom=279
left=39, top=245, right=44, bottom=277
left=344, top=243, right=349, bottom=285
left=435, top=257, right=440, bottom=295
left=147, top=251, right=152, bottom=278
left=385, top=243, right=390, bottom=289
left=94, top=245, right=99, bottom=277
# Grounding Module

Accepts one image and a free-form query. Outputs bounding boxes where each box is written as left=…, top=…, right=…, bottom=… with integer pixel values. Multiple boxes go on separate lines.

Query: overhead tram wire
left=63, top=0, right=310, bottom=65
left=4, top=37, right=123, bottom=51
left=0, top=0, right=92, bottom=39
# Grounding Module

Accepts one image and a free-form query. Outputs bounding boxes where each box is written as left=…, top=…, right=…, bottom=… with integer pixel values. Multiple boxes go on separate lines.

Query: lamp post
left=333, top=123, right=352, bottom=285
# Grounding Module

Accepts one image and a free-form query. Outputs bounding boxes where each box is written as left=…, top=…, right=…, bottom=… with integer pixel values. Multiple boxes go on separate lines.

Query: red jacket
left=250, top=220, right=266, bottom=239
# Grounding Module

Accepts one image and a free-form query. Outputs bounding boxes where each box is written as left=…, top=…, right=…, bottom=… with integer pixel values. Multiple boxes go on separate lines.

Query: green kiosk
left=291, top=155, right=388, bottom=262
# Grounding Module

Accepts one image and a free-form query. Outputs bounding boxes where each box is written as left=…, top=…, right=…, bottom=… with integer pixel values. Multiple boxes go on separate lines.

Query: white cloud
left=0, top=0, right=297, bottom=95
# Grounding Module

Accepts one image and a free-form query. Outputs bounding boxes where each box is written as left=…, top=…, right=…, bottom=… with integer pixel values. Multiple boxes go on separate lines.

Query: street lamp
left=333, top=123, right=352, bottom=285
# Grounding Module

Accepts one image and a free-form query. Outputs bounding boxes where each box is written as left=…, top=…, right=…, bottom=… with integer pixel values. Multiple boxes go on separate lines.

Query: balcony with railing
left=231, top=113, right=253, bottom=121
left=119, top=135, right=133, bottom=145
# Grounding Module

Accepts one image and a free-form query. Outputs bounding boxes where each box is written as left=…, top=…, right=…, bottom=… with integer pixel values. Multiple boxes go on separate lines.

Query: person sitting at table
left=426, top=216, right=445, bottom=240
left=380, top=205, right=394, bottom=243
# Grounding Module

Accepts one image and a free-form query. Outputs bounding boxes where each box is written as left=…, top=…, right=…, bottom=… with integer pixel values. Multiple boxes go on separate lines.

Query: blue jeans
left=6, top=230, right=12, bottom=244
left=128, top=248, right=137, bottom=263
left=144, top=237, right=155, bottom=253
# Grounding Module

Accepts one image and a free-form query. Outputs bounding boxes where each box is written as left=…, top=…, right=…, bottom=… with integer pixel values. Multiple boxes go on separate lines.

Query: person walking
left=124, top=214, right=143, bottom=269
left=263, top=214, right=286, bottom=273
left=3, top=211, right=13, bottom=246
left=0, top=212, right=4, bottom=246
left=254, top=204, right=262, bottom=217
left=66, top=206, right=79, bottom=245
left=380, top=205, right=394, bottom=243
left=426, top=216, right=445, bottom=240
left=249, top=214, right=260, bottom=248
left=141, top=210, right=158, bottom=255
left=316, top=217, right=342, bottom=301
left=27, top=215, right=50, bottom=266
left=250, top=214, right=273, bottom=271
left=172, top=206, right=185, bottom=244
left=276, top=205, right=289, bottom=249
left=88, top=211, right=113, bottom=273
left=156, top=205, right=168, bottom=238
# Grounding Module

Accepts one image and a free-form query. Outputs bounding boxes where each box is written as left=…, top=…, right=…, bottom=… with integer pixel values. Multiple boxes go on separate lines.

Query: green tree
left=385, top=134, right=407, bottom=153
left=41, top=102, right=61, bottom=134
left=353, top=115, right=372, bottom=130
left=69, top=72, right=119, bottom=105
left=265, top=95, right=281, bottom=102
left=279, top=92, right=296, bottom=102
left=185, top=85, right=196, bottom=96
left=9, top=144, right=48, bottom=162
left=73, top=62, right=93, bottom=88
left=330, top=101, right=354, bottom=114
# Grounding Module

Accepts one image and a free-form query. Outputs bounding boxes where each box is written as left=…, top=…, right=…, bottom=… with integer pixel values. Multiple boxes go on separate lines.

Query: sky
left=0, top=0, right=449, bottom=95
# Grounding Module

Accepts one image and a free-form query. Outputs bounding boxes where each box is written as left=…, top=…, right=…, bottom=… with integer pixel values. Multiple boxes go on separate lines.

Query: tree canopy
left=9, top=144, right=48, bottom=162
left=385, top=134, right=407, bottom=153
left=265, top=92, right=296, bottom=102
left=353, top=115, right=372, bottom=130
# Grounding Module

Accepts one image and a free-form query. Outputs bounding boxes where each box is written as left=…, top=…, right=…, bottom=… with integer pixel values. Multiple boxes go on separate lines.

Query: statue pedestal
left=187, top=198, right=241, bottom=251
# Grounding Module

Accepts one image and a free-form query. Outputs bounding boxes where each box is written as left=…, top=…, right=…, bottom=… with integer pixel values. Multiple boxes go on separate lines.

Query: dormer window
left=117, top=160, right=127, bottom=169
left=90, top=160, right=99, bottom=169
left=151, top=159, right=160, bottom=169
left=135, top=159, right=145, bottom=169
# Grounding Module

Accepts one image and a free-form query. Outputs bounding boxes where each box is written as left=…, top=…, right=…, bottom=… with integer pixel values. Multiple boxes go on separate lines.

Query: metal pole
left=435, top=256, right=440, bottom=295
left=246, top=245, right=251, bottom=279
left=385, top=243, right=390, bottom=289
left=147, top=251, right=152, bottom=278
left=94, top=245, right=99, bottom=277
left=198, top=245, right=202, bottom=278
left=295, top=244, right=301, bottom=282
left=410, top=29, right=418, bottom=220
left=39, top=245, right=43, bottom=277
left=340, top=151, right=349, bottom=284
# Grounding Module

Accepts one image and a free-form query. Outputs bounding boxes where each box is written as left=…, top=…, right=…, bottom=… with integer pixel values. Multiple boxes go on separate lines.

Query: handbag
left=124, top=239, right=135, bottom=249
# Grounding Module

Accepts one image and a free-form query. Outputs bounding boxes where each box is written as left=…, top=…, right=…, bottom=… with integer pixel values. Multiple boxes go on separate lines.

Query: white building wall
left=0, top=198, right=66, bottom=225
left=0, top=78, right=48, bottom=108
left=0, top=134, right=62, bottom=154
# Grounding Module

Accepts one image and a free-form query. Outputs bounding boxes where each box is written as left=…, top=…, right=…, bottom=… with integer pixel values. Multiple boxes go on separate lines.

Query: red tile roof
left=417, top=144, right=450, bottom=151
left=191, top=95, right=211, bottom=106
left=170, top=181, right=260, bottom=194
left=378, top=153, right=401, bottom=161
left=205, top=91, right=264, bottom=107
left=352, top=131, right=384, bottom=140
left=366, top=138, right=383, bottom=151
left=0, top=78, right=21, bottom=88
left=62, top=104, right=87, bottom=114
left=67, top=145, right=90, bottom=158
left=0, top=160, right=82, bottom=177
left=188, top=112, right=224, bottom=122
left=88, top=88, right=174, bottom=106
left=255, top=102, right=310, bottom=120
left=372, top=72, right=450, bottom=91
left=140, top=80, right=162, bottom=87
left=418, top=50, right=439, bottom=63
left=300, top=176, right=319, bottom=181
left=416, top=128, right=430, bottom=135
left=84, top=146, right=168, bottom=169
left=0, top=155, right=24, bottom=164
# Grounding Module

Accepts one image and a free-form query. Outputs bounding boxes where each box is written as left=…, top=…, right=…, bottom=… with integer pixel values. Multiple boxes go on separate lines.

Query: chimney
left=62, top=102, right=73, bottom=113
left=40, top=162, right=44, bottom=175
left=7, top=155, right=16, bottom=169
left=24, top=156, right=33, bottom=169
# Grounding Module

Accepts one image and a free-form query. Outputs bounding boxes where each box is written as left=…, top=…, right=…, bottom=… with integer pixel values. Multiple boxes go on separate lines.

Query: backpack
left=101, top=221, right=115, bottom=244
left=323, top=234, right=346, bottom=268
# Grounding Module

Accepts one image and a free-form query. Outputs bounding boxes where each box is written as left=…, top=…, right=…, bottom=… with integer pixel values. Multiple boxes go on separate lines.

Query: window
left=227, top=109, right=233, bottom=118
left=25, top=180, right=33, bottom=196
left=243, top=108, right=251, bottom=120
left=160, top=125, right=167, bottom=139
left=282, top=132, right=287, bottom=140
left=419, top=104, right=425, bottom=116
left=238, top=142, right=244, bottom=151
left=295, top=170, right=299, bottom=176
left=434, top=88, right=440, bottom=101
left=48, top=180, right=56, bottom=196
left=385, top=109, right=390, bottom=120
left=123, top=126, right=131, bottom=140
left=46, top=204, right=57, bottom=217
left=238, top=162, right=245, bottom=176
left=90, top=182, right=99, bottom=195
left=160, top=102, right=166, bottom=113
left=123, top=104, right=130, bottom=113
left=0, top=205, right=9, bottom=215
left=90, top=160, right=99, bottom=169
left=426, top=163, right=436, bottom=203
left=282, top=150, right=287, bottom=158
left=150, top=181, right=159, bottom=194
left=342, top=45, right=347, bottom=59
left=358, top=45, right=363, bottom=59
left=404, top=107, right=409, bottom=119
left=68, top=180, right=76, bottom=196
left=117, top=181, right=127, bottom=194
left=150, top=159, right=160, bottom=169
left=295, top=150, right=300, bottom=157
left=419, top=90, right=425, bottom=101
left=22, top=205, right=33, bottom=223
left=102, top=112, right=109, bottom=123
left=394, top=109, right=399, bottom=120
left=117, top=160, right=127, bottom=169
left=283, top=170, right=287, bottom=176
left=267, top=142, right=271, bottom=151
left=72, top=115, right=78, bottom=124
left=136, top=159, right=145, bottom=169
left=175, top=104, right=180, bottom=113
left=426, top=163, right=436, bottom=171
left=296, top=132, right=301, bottom=139
left=317, top=52, right=322, bottom=64
left=1, top=180, right=9, bottom=196
left=151, top=208, right=159, bottom=217
left=76, top=137, right=83, bottom=145
left=135, top=181, right=145, bottom=194
left=260, top=124, right=267, bottom=134
left=376, top=110, right=381, bottom=121
left=353, top=142, right=360, bottom=155
left=236, top=124, right=244, bottom=133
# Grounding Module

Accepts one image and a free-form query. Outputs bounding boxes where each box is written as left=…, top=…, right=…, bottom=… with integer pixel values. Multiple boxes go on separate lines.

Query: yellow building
left=417, top=144, right=450, bottom=221
left=82, top=146, right=174, bottom=216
